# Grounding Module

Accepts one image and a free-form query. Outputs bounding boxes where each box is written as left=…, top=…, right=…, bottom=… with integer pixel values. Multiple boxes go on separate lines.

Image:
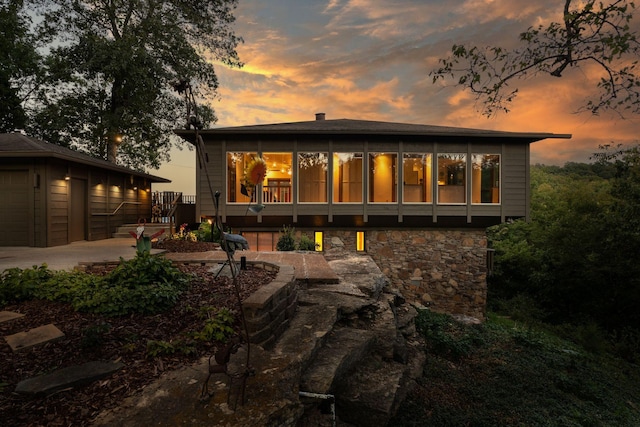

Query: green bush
left=276, top=225, right=296, bottom=251
left=74, top=252, right=190, bottom=316
left=1, top=253, right=190, bottom=316
left=146, top=339, right=197, bottom=357
left=192, top=308, right=235, bottom=342
left=415, top=310, right=486, bottom=361
left=297, top=234, right=317, bottom=251
left=196, top=221, right=222, bottom=242
left=0, top=265, right=52, bottom=306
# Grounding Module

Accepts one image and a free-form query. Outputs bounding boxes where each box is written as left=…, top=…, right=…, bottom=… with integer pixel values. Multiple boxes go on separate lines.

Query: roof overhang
left=174, top=118, right=572, bottom=145
left=0, top=133, right=170, bottom=183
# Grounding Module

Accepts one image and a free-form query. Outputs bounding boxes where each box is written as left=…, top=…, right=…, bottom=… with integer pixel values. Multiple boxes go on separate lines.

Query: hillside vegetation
left=391, top=311, right=640, bottom=426
left=392, top=145, right=640, bottom=426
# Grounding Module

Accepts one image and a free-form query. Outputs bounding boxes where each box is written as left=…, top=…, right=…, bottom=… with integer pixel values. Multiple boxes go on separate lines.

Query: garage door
left=0, top=170, right=30, bottom=246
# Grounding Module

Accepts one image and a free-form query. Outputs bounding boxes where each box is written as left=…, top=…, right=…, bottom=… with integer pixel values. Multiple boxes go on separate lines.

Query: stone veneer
left=320, top=229, right=488, bottom=320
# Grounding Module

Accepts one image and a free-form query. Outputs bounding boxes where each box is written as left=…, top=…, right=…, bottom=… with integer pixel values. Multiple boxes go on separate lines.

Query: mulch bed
left=0, top=241, right=275, bottom=426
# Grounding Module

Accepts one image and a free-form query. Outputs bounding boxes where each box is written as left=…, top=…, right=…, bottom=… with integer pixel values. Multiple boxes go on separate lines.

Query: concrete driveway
left=0, top=238, right=159, bottom=272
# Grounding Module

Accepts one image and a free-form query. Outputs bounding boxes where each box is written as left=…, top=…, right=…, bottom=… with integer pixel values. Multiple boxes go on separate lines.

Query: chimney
left=315, top=112, right=326, bottom=121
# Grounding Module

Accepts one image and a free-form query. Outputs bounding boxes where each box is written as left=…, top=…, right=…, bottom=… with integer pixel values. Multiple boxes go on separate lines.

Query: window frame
left=368, top=152, right=398, bottom=204
left=297, top=152, right=329, bottom=204
left=226, top=151, right=258, bottom=204
left=332, top=152, right=364, bottom=204
left=437, top=153, right=467, bottom=205
left=402, top=152, right=433, bottom=204
left=471, top=153, right=501, bottom=205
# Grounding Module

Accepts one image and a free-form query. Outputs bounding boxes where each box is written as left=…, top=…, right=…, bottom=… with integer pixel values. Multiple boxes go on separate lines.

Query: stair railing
left=92, top=201, right=142, bottom=216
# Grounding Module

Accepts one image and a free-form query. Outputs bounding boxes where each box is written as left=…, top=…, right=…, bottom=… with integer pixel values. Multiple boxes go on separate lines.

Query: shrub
left=0, top=265, right=52, bottom=306
left=74, top=252, right=190, bottom=316
left=0, top=254, right=190, bottom=317
left=146, top=339, right=197, bottom=357
left=276, top=225, right=296, bottom=251
left=297, top=234, right=317, bottom=251
left=415, top=310, right=485, bottom=361
left=196, top=222, right=213, bottom=242
left=192, top=308, right=236, bottom=342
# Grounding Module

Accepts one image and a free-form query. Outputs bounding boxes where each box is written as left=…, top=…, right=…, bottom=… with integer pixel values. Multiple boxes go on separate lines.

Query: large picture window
left=333, top=152, right=363, bottom=203
left=298, top=153, right=328, bottom=203
left=262, top=152, right=292, bottom=203
left=402, top=153, right=432, bottom=203
left=437, top=154, right=466, bottom=204
left=472, top=154, right=500, bottom=204
left=227, top=152, right=257, bottom=203
left=368, top=153, right=397, bottom=203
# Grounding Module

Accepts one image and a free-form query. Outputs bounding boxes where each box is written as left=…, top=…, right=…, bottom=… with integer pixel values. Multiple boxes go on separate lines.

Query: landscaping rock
left=5, top=324, right=64, bottom=352
left=15, top=361, right=124, bottom=396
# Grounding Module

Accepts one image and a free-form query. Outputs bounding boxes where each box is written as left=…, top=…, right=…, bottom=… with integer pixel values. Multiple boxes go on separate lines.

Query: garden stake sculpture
left=174, top=80, right=254, bottom=408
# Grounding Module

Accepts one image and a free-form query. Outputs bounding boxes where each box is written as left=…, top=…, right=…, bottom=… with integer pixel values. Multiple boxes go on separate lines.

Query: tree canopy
left=0, top=0, right=42, bottom=133
left=24, top=0, right=242, bottom=169
left=431, top=0, right=640, bottom=116
left=488, top=146, right=640, bottom=335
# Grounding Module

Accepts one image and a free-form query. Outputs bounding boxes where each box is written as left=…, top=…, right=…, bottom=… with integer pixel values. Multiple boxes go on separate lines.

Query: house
left=175, top=114, right=570, bottom=318
left=0, top=132, right=170, bottom=247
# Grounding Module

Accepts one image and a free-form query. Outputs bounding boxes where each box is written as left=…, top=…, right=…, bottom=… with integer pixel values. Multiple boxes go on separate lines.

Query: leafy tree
left=27, top=0, right=242, bottom=169
left=0, top=0, right=42, bottom=132
left=431, top=0, right=640, bottom=116
left=489, top=151, right=640, bottom=332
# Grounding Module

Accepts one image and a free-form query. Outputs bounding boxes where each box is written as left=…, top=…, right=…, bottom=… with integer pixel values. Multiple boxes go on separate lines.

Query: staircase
left=112, top=223, right=170, bottom=239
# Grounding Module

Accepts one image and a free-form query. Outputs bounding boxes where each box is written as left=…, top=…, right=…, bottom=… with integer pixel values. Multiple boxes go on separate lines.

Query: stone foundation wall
left=321, top=229, right=488, bottom=320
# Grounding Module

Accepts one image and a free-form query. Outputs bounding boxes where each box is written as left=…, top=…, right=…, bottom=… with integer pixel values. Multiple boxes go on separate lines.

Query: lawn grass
left=390, top=311, right=640, bottom=426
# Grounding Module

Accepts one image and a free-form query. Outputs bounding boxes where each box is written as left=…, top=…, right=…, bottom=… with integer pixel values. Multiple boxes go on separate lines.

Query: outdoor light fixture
left=247, top=204, right=265, bottom=215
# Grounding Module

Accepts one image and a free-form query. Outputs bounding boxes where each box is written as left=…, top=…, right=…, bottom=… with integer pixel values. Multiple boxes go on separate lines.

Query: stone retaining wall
left=77, top=260, right=298, bottom=349
left=242, top=264, right=297, bottom=349
left=321, top=229, right=488, bottom=320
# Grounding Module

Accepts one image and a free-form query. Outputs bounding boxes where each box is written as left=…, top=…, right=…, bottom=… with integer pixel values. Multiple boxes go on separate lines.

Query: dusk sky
left=153, top=0, right=640, bottom=194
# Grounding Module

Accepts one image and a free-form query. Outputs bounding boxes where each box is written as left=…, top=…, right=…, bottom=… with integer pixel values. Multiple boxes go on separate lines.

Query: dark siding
left=501, top=144, right=528, bottom=218
left=0, top=169, right=30, bottom=246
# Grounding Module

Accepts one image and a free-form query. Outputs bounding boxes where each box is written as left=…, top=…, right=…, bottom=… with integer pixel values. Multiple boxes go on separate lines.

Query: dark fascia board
left=0, top=133, right=171, bottom=183
left=174, top=118, right=572, bottom=144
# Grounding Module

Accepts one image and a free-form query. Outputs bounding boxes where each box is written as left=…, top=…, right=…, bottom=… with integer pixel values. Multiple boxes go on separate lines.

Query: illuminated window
left=298, top=153, right=328, bottom=203
left=356, top=231, right=365, bottom=252
left=437, top=154, right=466, bottom=204
left=333, top=153, right=363, bottom=203
left=227, top=152, right=257, bottom=203
left=368, top=153, right=397, bottom=203
left=314, top=231, right=323, bottom=251
left=263, top=153, right=293, bottom=204
left=472, top=154, right=500, bottom=204
left=402, top=153, right=432, bottom=203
